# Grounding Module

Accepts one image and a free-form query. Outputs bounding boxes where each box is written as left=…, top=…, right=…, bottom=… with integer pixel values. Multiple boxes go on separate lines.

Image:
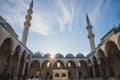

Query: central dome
left=65, top=53, right=74, bottom=58
left=54, top=53, right=64, bottom=58
left=76, top=53, right=85, bottom=58
left=43, top=53, right=51, bottom=58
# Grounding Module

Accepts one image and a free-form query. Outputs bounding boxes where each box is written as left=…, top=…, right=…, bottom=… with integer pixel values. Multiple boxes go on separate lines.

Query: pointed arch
left=0, top=38, right=14, bottom=75
left=105, top=40, right=120, bottom=77
left=29, top=60, right=40, bottom=78
left=42, top=60, right=52, bottom=68
left=11, top=45, right=21, bottom=77
left=53, top=60, right=64, bottom=69
left=78, top=60, right=88, bottom=78
left=66, top=60, right=76, bottom=68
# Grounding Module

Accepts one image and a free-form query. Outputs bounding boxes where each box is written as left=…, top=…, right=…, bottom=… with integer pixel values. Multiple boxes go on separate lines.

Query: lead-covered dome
left=33, top=52, right=42, bottom=58
left=76, top=53, right=85, bottom=58
left=54, top=53, right=64, bottom=58
left=65, top=53, right=74, bottom=58
left=43, top=53, right=51, bottom=58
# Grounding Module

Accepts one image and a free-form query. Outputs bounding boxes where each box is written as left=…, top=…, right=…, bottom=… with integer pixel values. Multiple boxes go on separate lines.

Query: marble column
left=22, top=57, right=27, bottom=76
left=14, top=55, right=21, bottom=79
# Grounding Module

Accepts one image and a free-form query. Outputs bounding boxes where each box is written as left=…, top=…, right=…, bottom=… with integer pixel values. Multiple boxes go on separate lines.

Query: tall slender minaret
left=22, top=0, right=33, bottom=45
left=86, top=13, right=95, bottom=51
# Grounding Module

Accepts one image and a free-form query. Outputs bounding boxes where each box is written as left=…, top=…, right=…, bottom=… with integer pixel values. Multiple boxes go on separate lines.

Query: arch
left=105, top=40, right=120, bottom=77
left=13, top=45, right=21, bottom=56
left=0, top=38, right=14, bottom=76
left=78, top=60, right=88, bottom=78
left=66, top=60, right=76, bottom=68
left=55, top=73, right=59, bottom=77
left=42, top=60, right=52, bottom=68
left=62, top=73, right=66, bottom=77
left=96, top=48, right=105, bottom=60
left=29, top=60, right=40, bottom=78
left=53, top=60, right=65, bottom=69
left=105, top=40, right=119, bottom=57
left=11, top=45, right=21, bottom=77
left=67, top=60, right=76, bottom=78
left=0, top=38, right=14, bottom=55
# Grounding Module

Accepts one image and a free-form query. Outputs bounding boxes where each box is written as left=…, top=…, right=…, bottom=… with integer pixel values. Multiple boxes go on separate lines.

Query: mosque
left=0, top=0, right=120, bottom=80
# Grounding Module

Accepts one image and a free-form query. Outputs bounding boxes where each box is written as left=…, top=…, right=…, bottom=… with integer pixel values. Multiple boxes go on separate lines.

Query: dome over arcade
left=33, top=52, right=42, bottom=58
left=76, top=53, right=85, bottom=58
left=65, top=53, right=74, bottom=58
left=54, top=53, right=64, bottom=58
left=43, top=53, right=51, bottom=58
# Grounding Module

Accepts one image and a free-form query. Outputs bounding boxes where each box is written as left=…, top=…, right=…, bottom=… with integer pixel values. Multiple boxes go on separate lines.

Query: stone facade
left=0, top=16, right=33, bottom=79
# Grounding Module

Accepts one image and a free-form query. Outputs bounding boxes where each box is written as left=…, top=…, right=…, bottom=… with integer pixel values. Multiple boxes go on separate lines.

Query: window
left=68, top=62, right=71, bottom=67
left=62, top=73, right=66, bottom=77
left=57, top=62, right=60, bottom=68
left=55, top=73, right=59, bottom=77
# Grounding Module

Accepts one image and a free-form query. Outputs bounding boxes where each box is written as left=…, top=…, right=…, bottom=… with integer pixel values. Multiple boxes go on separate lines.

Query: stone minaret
left=22, top=0, right=33, bottom=45
left=86, top=13, right=95, bottom=51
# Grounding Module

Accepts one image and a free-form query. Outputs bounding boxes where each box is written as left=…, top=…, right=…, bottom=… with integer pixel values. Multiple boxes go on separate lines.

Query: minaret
left=22, top=0, right=33, bottom=45
left=86, top=13, right=95, bottom=51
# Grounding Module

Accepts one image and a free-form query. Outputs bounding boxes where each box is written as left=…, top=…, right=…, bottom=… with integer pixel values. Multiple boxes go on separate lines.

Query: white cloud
left=90, top=0, right=103, bottom=26
left=31, top=13, right=55, bottom=36
left=55, top=0, right=74, bottom=32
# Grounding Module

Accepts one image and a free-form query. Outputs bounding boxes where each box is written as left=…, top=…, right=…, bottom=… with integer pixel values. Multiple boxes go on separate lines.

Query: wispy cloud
left=31, top=13, right=55, bottom=36
left=55, top=0, right=74, bottom=32
left=90, top=0, right=103, bottom=26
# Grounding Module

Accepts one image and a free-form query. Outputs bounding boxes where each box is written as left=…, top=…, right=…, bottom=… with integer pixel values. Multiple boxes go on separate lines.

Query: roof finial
left=86, top=12, right=90, bottom=25
left=30, top=0, right=33, bottom=8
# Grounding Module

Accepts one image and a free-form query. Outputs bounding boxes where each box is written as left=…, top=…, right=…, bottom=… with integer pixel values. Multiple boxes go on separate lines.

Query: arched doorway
left=11, top=45, right=21, bottom=78
left=105, top=41, right=120, bottom=77
left=78, top=60, right=88, bottom=79
left=41, top=60, right=52, bottom=79
left=66, top=60, right=76, bottom=79
left=0, top=38, right=13, bottom=78
left=29, top=60, right=40, bottom=78
left=53, top=60, right=65, bottom=69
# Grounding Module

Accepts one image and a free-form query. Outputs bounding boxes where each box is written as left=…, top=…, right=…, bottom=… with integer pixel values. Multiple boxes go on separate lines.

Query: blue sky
left=0, top=0, right=120, bottom=56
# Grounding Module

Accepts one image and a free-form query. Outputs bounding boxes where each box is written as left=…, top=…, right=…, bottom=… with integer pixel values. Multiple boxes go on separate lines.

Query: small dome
left=76, top=53, right=85, bottom=58
left=65, top=53, right=74, bottom=58
left=54, top=53, right=64, bottom=58
left=33, top=52, right=42, bottom=58
left=44, top=53, right=51, bottom=58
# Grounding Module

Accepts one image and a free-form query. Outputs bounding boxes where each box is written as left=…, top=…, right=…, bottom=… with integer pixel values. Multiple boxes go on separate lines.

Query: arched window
left=55, top=73, right=59, bottom=77
left=62, top=73, right=66, bottom=77
left=57, top=62, right=60, bottom=68
left=68, top=62, right=71, bottom=67
left=47, top=62, right=50, bottom=68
